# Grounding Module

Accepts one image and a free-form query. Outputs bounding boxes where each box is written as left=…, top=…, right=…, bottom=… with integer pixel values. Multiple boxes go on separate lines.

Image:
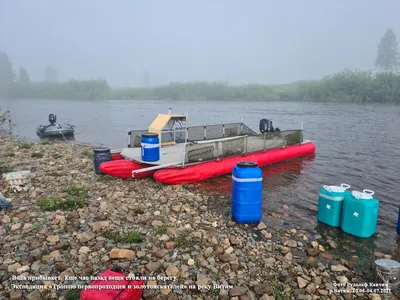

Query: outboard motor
left=270, top=121, right=275, bottom=132
left=259, top=118, right=271, bottom=133
left=269, top=121, right=281, bottom=132
left=49, top=114, right=56, bottom=125
left=260, top=118, right=281, bottom=133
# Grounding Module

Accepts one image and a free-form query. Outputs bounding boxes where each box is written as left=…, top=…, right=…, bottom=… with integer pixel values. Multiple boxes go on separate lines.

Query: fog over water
left=1, top=0, right=400, bottom=86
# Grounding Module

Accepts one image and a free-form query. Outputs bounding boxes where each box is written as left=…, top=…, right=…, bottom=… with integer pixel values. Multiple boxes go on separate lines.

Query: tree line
left=0, top=29, right=399, bottom=103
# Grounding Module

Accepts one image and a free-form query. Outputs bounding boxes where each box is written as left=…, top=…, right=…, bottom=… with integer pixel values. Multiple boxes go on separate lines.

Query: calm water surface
left=1, top=98, right=400, bottom=263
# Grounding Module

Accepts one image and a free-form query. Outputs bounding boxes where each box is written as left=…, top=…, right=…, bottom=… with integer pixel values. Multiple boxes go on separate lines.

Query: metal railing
left=127, top=122, right=256, bottom=147
left=186, top=122, right=256, bottom=141
left=127, top=128, right=188, bottom=147
left=183, top=130, right=303, bottom=163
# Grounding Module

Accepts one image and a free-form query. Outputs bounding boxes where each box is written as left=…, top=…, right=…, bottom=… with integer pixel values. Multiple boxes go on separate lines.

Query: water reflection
left=195, top=155, right=317, bottom=225
left=196, top=154, right=316, bottom=195
left=393, top=236, right=400, bottom=262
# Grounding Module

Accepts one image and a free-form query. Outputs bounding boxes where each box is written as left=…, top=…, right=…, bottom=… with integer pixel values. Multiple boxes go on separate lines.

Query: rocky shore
left=0, top=136, right=397, bottom=300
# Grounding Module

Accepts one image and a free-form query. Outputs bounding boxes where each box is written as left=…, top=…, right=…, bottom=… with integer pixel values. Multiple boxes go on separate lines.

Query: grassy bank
left=3, top=69, right=400, bottom=103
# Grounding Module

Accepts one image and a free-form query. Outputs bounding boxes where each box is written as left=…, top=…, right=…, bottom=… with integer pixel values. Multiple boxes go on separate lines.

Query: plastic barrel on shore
left=93, top=148, right=112, bottom=175
left=341, top=189, right=379, bottom=238
left=231, top=161, right=263, bottom=223
left=141, top=133, right=160, bottom=162
left=317, top=183, right=350, bottom=227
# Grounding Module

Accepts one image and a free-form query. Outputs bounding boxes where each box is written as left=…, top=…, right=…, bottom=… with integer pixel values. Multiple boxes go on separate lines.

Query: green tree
left=0, top=52, right=15, bottom=97
left=44, top=65, right=59, bottom=82
left=18, top=66, right=31, bottom=84
left=375, top=29, right=399, bottom=72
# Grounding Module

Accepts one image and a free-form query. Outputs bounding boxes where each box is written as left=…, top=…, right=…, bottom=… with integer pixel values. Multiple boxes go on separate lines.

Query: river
left=1, top=98, right=400, bottom=265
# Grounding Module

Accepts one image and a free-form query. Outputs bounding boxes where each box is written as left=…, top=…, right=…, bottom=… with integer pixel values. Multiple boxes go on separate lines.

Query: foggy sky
left=1, top=0, right=400, bottom=87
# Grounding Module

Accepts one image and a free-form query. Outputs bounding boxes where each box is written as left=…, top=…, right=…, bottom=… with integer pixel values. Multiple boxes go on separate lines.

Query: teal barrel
left=93, top=148, right=112, bottom=175
left=317, top=183, right=350, bottom=227
left=141, top=133, right=160, bottom=162
left=231, top=161, right=263, bottom=223
left=341, top=189, right=380, bottom=238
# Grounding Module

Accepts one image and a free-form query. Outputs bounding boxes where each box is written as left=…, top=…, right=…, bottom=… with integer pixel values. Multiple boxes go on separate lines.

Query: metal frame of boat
left=110, top=109, right=310, bottom=178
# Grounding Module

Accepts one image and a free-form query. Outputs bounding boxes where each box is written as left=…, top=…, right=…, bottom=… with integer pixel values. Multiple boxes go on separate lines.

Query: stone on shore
left=331, top=264, right=349, bottom=272
left=79, top=231, right=95, bottom=243
left=46, top=235, right=60, bottom=243
left=110, top=249, right=135, bottom=260
left=257, top=221, right=267, bottom=230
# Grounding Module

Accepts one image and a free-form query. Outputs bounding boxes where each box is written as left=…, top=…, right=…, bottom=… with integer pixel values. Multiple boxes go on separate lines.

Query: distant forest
left=1, top=29, right=400, bottom=103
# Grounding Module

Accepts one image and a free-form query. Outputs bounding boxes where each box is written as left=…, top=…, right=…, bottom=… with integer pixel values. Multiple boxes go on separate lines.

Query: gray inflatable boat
left=37, top=114, right=75, bottom=138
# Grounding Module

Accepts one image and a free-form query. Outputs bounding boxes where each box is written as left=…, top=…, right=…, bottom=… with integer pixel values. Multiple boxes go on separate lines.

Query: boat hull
left=36, top=130, right=74, bottom=137
left=37, top=124, right=75, bottom=137
left=99, top=159, right=156, bottom=179
left=111, top=153, right=124, bottom=160
left=153, top=142, right=316, bottom=184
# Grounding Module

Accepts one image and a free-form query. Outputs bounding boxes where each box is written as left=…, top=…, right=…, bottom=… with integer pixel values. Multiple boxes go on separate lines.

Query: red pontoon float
left=100, top=159, right=156, bottom=179
left=100, top=110, right=316, bottom=184
left=153, top=141, right=315, bottom=184
left=111, top=152, right=124, bottom=160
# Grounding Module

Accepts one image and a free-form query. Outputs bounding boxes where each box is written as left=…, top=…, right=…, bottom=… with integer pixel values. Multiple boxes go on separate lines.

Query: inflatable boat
left=99, top=110, right=316, bottom=184
left=153, top=141, right=315, bottom=184
left=36, top=114, right=75, bottom=138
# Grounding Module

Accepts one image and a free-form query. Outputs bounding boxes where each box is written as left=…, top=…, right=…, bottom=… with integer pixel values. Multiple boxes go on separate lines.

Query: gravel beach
left=0, top=136, right=397, bottom=300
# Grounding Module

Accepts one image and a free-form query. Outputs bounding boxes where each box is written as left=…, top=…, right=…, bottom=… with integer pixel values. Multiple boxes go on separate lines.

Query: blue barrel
left=317, top=183, right=351, bottom=227
left=141, top=133, right=160, bottom=162
left=93, top=148, right=112, bottom=175
left=231, top=161, right=263, bottom=223
left=340, top=189, right=379, bottom=238
left=397, top=208, right=400, bottom=234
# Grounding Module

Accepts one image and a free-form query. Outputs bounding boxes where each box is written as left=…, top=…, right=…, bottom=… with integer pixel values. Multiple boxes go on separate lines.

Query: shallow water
left=1, top=98, right=400, bottom=262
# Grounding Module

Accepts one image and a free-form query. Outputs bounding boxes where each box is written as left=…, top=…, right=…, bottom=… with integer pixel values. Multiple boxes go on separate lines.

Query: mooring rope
left=56, top=124, right=74, bottom=147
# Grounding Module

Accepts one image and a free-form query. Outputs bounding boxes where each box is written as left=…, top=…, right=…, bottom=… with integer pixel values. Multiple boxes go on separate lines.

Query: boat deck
left=120, top=135, right=248, bottom=166
left=121, top=144, right=185, bottom=166
left=121, top=136, right=312, bottom=167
